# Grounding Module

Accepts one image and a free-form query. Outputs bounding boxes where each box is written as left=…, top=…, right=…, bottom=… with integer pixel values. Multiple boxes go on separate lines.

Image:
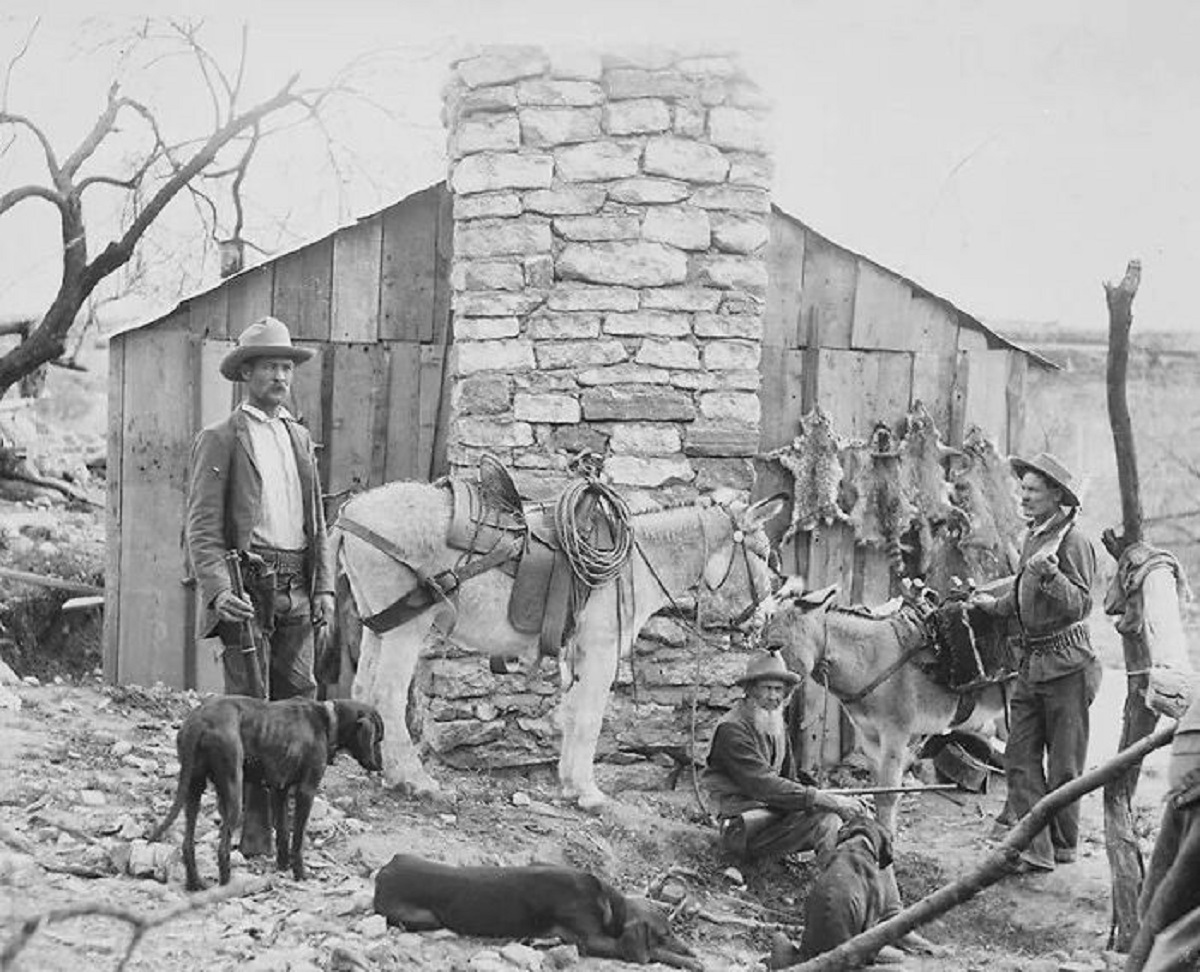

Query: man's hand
left=819, top=792, right=873, bottom=819
left=214, top=589, right=254, bottom=623
left=312, top=592, right=335, bottom=628
left=1025, top=549, right=1058, bottom=577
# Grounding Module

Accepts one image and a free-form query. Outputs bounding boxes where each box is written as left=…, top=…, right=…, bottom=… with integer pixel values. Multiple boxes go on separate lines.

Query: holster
left=242, top=558, right=278, bottom=637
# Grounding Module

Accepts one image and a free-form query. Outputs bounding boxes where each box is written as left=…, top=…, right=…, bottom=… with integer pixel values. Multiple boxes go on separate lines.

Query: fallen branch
left=0, top=875, right=271, bottom=971
left=786, top=723, right=1177, bottom=971
left=694, top=907, right=803, bottom=933
left=0, top=566, right=103, bottom=596
left=1, top=471, right=103, bottom=508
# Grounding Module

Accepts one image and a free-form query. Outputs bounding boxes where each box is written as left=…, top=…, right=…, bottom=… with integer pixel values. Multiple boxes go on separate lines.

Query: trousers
left=1005, top=660, right=1102, bottom=869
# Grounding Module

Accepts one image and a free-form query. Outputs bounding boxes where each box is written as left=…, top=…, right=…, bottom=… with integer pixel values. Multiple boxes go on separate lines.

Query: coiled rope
left=554, top=477, right=633, bottom=588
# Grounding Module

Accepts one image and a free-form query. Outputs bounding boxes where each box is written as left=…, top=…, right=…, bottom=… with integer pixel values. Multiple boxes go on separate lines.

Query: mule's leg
left=557, top=626, right=622, bottom=810
left=872, top=733, right=908, bottom=835
left=352, top=625, right=382, bottom=704
left=359, top=625, right=441, bottom=796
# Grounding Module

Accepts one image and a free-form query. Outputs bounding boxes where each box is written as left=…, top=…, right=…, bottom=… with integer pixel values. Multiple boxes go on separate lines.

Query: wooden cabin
left=105, top=183, right=452, bottom=691
left=105, top=186, right=1050, bottom=698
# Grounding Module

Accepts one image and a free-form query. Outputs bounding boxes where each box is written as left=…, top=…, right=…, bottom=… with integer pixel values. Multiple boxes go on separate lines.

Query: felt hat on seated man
left=220, top=316, right=315, bottom=381
left=736, top=650, right=802, bottom=687
left=1008, top=451, right=1081, bottom=508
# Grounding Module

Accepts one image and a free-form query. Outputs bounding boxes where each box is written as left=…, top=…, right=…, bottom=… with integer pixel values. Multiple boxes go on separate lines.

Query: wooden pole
left=1104, top=259, right=1143, bottom=544
left=1101, top=257, right=1153, bottom=951
left=785, top=724, right=1176, bottom=971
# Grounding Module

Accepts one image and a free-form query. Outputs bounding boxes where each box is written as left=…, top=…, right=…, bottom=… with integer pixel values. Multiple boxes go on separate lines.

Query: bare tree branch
left=58, top=82, right=123, bottom=180
left=0, top=876, right=270, bottom=971
left=0, top=110, right=61, bottom=174
left=1, top=16, right=39, bottom=109
left=0, top=183, right=64, bottom=216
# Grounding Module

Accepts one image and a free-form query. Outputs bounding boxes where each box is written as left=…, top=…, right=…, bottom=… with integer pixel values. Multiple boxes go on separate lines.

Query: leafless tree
left=0, top=17, right=350, bottom=398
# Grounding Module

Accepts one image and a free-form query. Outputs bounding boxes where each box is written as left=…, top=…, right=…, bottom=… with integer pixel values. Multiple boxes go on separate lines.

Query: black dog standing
left=151, top=697, right=383, bottom=890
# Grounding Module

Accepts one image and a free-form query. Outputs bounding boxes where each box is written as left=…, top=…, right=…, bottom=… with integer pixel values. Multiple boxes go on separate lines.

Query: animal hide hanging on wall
left=897, top=401, right=958, bottom=577
left=769, top=406, right=849, bottom=544
left=846, top=423, right=915, bottom=575
left=943, top=426, right=1021, bottom=585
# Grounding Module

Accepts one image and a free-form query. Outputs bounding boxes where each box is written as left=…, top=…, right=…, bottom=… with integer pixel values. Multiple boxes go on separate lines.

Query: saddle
left=445, top=468, right=582, bottom=660
left=928, top=598, right=1019, bottom=692
left=340, top=455, right=619, bottom=665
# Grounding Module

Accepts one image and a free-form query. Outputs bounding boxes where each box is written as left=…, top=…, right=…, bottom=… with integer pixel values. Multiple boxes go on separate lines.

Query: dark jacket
left=996, top=512, right=1097, bottom=682
left=702, top=700, right=817, bottom=817
left=186, top=407, right=332, bottom=639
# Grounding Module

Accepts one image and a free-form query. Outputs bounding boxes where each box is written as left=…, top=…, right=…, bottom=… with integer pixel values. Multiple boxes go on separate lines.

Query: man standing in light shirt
left=185, top=315, right=334, bottom=855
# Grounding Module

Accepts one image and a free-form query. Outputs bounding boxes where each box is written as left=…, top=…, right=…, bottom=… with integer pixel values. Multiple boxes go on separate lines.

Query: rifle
left=722, top=785, right=962, bottom=855
left=225, top=550, right=265, bottom=699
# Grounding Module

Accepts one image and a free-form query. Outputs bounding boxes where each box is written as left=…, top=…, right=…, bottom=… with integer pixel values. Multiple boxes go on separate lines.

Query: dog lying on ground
left=150, top=696, right=384, bottom=890
left=373, top=854, right=701, bottom=969
left=798, top=815, right=895, bottom=961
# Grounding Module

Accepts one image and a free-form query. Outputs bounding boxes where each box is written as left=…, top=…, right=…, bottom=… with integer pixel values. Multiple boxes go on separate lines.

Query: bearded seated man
left=704, top=651, right=938, bottom=965
left=703, top=651, right=870, bottom=865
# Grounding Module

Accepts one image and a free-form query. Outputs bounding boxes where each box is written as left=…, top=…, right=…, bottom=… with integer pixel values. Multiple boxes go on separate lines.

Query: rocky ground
left=0, top=651, right=1176, bottom=972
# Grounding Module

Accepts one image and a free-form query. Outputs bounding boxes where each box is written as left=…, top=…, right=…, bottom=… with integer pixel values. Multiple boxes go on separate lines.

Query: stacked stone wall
left=428, top=45, right=771, bottom=783
left=443, top=45, right=772, bottom=504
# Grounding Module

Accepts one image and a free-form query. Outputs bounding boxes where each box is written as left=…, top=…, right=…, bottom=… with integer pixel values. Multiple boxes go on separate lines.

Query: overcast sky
left=2, top=0, right=1197, bottom=334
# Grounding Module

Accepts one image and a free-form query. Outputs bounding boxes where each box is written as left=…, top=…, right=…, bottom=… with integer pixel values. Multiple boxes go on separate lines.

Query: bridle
left=637, top=505, right=778, bottom=628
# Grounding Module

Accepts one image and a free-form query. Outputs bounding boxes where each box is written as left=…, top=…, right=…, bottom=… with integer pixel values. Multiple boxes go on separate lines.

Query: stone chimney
left=443, top=46, right=771, bottom=503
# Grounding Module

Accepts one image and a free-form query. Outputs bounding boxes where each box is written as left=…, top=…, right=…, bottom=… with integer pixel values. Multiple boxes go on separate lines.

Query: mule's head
left=696, top=493, right=786, bottom=629
left=757, top=578, right=839, bottom=678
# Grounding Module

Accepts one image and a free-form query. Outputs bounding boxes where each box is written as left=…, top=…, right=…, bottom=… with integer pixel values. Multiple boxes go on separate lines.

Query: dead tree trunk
left=1101, top=258, right=1149, bottom=952
left=1105, top=259, right=1143, bottom=544
left=785, top=724, right=1177, bottom=971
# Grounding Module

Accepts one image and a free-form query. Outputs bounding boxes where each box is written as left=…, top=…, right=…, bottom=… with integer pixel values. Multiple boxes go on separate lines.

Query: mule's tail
left=317, top=529, right=363, bottom=690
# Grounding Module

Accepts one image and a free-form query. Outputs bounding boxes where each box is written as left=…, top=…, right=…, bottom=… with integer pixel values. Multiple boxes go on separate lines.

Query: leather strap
left=339, top=514, right=520, bottom=635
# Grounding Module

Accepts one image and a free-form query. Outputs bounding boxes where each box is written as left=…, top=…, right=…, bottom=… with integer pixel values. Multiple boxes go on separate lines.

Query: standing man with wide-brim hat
left=974, top=451, right=1101, bottom=874
left=185, top=315, right=334, bottom=856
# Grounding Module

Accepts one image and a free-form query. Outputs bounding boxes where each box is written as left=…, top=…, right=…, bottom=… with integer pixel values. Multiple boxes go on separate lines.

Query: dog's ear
left=355, top=711, right=385, bottom=772
left=617, top=917, right=652, bottom=964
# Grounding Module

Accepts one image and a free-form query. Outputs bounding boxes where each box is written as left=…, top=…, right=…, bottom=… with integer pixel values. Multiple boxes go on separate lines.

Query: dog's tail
left=147, top=726, right=195, bottom=841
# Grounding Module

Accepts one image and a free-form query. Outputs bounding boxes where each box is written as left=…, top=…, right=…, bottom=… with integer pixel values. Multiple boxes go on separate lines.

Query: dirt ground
left=0, top=659, right=1174, bottom=972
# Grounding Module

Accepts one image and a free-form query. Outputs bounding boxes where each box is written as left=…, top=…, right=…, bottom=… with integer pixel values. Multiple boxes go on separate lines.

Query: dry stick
left=0, top=875, right=271, bottom=972
left=786, top=724, right=1177, bottom=972
left=1102, top=256, right=1152, bottom=950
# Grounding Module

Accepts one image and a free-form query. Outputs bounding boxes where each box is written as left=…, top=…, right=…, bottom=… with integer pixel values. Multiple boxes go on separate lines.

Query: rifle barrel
left=824, top=784, right=960, bottom=796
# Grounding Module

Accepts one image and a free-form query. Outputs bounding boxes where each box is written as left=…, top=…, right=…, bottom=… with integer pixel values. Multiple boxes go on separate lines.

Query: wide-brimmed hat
left=736, top=651, right=801, bottom=687
left=220, top=316, right=314, bottom=381
left=1009, top=452, right=1080, bottom=507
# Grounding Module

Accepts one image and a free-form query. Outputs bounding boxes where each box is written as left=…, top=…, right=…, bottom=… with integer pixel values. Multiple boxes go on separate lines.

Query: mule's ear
left=743, top=493, right=788, bottom=530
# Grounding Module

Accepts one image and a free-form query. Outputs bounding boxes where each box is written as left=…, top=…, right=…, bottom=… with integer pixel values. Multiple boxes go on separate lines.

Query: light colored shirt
left=241, top=403, right=306, bottom=550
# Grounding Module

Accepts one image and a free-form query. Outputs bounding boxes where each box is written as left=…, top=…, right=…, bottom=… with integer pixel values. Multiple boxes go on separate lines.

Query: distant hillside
left=1003, top=322, right=1200, bottom=585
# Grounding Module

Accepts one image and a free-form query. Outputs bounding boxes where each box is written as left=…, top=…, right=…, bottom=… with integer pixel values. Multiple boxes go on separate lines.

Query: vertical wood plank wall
left=757, top=208, right=1038, bottom=772
left=106, top=183, right=454, bottom=689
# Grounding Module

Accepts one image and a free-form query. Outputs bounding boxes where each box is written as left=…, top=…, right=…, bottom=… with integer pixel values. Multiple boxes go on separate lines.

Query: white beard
left=748, top=702, right=788, bottom=767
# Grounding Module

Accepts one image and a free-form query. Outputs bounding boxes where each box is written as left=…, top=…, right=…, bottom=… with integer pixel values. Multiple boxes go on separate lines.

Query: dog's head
left=616, top=895, right=695, bottom=965
left=333, top=700, right=385, bottom=772
left=836, top=814, right=893, bottom=870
